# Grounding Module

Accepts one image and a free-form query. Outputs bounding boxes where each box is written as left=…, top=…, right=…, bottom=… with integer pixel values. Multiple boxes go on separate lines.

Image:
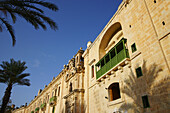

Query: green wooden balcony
left=35, top=107, right=39, bottom=112
left=49, top=96, right=57, bottom=107
left=96, top=38, right=129, bottom=80
left=40, top=103, right=46, bottom=111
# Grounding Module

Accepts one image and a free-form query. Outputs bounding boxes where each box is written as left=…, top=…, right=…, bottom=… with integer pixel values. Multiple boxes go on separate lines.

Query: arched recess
left=99, top=22, right=123, bottom=59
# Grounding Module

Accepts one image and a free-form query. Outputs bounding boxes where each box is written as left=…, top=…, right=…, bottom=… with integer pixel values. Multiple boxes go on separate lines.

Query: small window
left=52, top=92, right=54, bottom=97
left=136, top=67, right=143, bottom=78
left=69, top=83, right=72, bottom=92
left=154, top=0, right=156, bottom=3
left=142, top=95, right=150, bottom=108
left=47, top=95, right=49, bottom=103
left=162, top=21, right=165, bottom=26
left=76, top=56, right=78, bottom=62
left=55, top=89, right=57, bottom=96
left=108, top=83, right=121, bottom=101
left=131, top=43, right=137, bottom=53
left=91, top=65, right=94, bottom=78
left=58, top=87, right=60, bottom=96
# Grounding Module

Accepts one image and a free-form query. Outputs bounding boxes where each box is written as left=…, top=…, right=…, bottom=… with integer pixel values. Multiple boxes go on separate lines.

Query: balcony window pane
left=110, top=49, right=116, bottom=59
left=116, top=42, right=123, bottom=54
left=101, top=59, right=105, bottom=67
left=105, top=54, right=110, bottom=63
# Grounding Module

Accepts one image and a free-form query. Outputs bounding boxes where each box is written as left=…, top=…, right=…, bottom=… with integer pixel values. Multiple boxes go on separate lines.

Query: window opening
left=108, top=83, right=121, bottom=101
left=58, top=87, right=60, bottom=96
left=142, top=95, right=150, bottom=108
left=162, top=21, right=165, bottom=26
left=77, top=56, right=78, bottom=62
left=52, top=92, right=54, bottom=97
left=69, top=82, right=73, bottom=92
left=154, top=0, right=156, bottom=3
left=136, top=67, right=143, bottom=78
left=55, top=89, right=57, bottom=96
left=91, top=65, right=95, bottom=78
left=131, top=43, right=137, bottom=53
left=47, top=95, right=49, bottom=103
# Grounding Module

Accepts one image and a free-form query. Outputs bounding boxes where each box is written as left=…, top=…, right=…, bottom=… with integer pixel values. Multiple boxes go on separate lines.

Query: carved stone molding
left=125, top=60, right=131, bottom=68
left=124, top=0, right=130, bottom=4
left=118, top=66, right=123, bottom=73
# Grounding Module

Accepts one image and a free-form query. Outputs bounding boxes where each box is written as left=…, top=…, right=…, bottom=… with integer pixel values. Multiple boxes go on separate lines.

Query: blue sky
left=0, top=0, right=122, bottom=107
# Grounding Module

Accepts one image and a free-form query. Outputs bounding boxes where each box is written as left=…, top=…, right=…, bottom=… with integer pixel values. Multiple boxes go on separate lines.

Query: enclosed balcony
left=96, top=38, right=129, bottom=80
left=40, top=103, right=46, bottom=111
left=35, top=107, right=39, bottom=113
left=49, top=96, right=57, bottom=107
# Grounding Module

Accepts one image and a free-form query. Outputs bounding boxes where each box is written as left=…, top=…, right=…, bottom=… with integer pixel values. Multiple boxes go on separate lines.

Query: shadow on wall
left=118, top=60, right=170, bottom=113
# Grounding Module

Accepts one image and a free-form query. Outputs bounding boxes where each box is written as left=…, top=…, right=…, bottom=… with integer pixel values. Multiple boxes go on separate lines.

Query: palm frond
left=17, top=78, right=30, bottom=86
left=0, top=0, right=58, bottom=46
left=22, top=0, right=58, bottom=11
left=0, top=25, right=3, bottom=32
left=0, top=17, right=16, bottom=46
left=17, top=73, right=30, bottom=79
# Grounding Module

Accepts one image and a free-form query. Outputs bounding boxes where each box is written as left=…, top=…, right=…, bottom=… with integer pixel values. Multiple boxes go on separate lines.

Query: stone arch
left=99, top=22, right=123, bottom=59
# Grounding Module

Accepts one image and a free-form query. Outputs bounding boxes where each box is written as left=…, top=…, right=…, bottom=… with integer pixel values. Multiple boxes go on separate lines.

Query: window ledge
left=130, top=51, right=141, bottom=60
left=107, top=98, right=124, bottom=106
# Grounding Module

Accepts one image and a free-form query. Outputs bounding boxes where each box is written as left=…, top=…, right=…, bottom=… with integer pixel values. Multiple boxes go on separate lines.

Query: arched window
left=108, top=83, right=121, bottom=101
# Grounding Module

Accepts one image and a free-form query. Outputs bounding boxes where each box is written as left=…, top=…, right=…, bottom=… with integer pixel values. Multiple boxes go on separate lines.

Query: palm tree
left=0, top=59, right=30, bottom=113
left=0, top=99, right=13, bottom=113
left=119, top=60, right=170, bottom=113
left=0, top=0, right=58, bottom=46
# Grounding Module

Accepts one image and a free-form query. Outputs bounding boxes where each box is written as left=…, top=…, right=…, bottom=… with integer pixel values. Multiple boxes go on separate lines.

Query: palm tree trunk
left=0, top=83, right=13, bottom=113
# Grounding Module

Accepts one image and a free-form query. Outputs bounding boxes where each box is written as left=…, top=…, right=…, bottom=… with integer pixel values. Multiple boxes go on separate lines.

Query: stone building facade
left=12, top=0, right=170, bottom=113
